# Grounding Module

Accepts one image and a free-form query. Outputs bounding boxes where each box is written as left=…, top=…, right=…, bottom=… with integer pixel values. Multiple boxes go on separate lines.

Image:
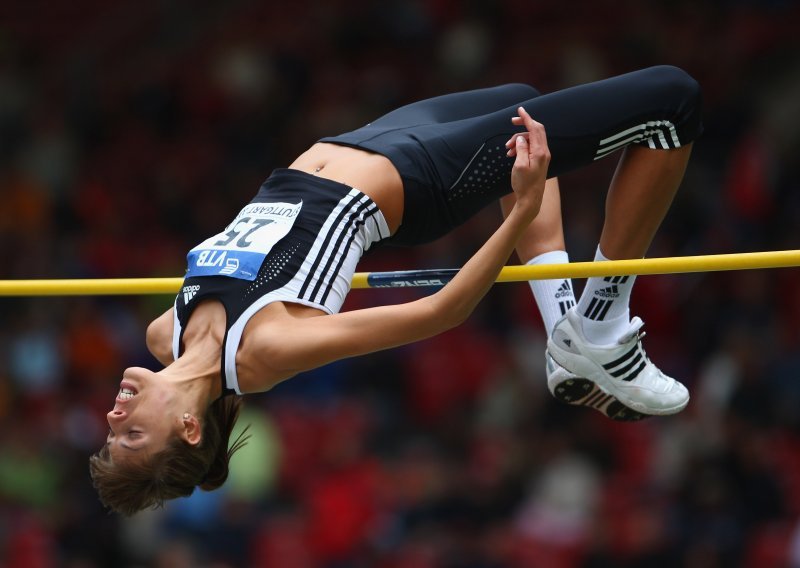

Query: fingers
left=506, top=106, right=544, bottom=156
left=509, top=107, right=550, bottom=210
left=516, top=105, right=533, bottom=121
left=518, top=108, right=548, bottom=153
left=513, top=135, right=529, bottom=168
left=506, top=109, right=527, bottom=146
left=506, top=132, right=527, bottom=156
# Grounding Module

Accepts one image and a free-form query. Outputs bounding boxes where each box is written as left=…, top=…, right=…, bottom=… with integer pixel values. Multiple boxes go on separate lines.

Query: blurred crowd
left=1, top=0, right=800, bottom=566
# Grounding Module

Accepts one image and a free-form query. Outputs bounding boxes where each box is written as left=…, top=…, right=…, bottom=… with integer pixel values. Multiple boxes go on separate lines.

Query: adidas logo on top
left=182, top=285, right=200, bottom=304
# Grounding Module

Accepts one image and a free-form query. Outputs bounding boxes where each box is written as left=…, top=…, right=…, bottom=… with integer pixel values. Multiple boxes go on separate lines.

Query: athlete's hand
left=507, top=107, right=549, bottom=216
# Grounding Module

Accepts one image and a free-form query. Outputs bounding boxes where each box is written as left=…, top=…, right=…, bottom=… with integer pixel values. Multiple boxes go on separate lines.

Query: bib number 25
left=214, top=217, right=274, bottom=248
left=186, top=200, right=302, bottom=281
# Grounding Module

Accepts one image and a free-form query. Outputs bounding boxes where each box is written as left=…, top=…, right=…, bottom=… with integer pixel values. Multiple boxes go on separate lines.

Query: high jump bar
left=0, top=250, right=798, bottom=297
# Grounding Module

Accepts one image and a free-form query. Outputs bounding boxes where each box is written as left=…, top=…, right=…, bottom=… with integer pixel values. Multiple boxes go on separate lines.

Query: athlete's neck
left=158, top=336, right=223, bottom=407
left=162, top=300, right=226, bottom=405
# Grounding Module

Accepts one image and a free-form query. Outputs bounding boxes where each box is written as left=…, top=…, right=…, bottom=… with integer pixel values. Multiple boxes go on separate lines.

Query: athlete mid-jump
left=91, top=65, right=702, bottom=515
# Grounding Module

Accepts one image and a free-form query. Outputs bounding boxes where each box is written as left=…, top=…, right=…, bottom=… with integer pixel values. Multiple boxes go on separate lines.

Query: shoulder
left=146, top=308, right=175, bottom=365
left=234, top=302, right=326, bottom=392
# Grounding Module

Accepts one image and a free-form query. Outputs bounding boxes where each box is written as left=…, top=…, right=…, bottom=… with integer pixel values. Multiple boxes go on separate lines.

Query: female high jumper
left=91, top=65, right=702, bottom=515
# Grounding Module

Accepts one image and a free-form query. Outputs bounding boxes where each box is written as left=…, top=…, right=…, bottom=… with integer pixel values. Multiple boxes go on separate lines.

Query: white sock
left=527, top=251, right=576, bottom=337
left=575, top=247, right=636, bottom=345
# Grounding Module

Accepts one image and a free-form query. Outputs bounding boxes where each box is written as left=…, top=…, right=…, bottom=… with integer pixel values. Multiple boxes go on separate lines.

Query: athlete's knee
left=502, top=83, right=541, bottom=100
left=648, top=65, right=702, bottom=108
left=643, top=65, right=703, bottom=143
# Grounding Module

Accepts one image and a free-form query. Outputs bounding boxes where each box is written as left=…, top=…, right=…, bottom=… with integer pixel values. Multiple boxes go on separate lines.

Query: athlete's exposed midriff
left=289, top=143, right=404, bottom=234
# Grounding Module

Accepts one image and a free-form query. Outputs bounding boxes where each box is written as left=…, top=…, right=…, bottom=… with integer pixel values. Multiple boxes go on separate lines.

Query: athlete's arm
left=253, top=108, right=550, bottom=379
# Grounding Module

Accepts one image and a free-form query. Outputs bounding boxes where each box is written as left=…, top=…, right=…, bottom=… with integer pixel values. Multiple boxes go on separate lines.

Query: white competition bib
left=186, top=201, right=302, bottom=280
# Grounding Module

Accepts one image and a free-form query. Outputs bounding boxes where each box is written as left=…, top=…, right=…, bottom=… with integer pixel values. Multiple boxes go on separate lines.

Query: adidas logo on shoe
left=552, top=328, right=579, bottom=353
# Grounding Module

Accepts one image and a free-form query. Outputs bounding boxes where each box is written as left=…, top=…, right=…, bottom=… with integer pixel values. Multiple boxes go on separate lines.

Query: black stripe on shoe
left=622, top=361, right=647, bottom=382
left=584, top=390, right=606, bottom=407
left=551, top=377, right=649, bottom=421
left=609, top=352, right=643, bottom=378
left=591, top=392, right=611, bottom=409
left=603, top=343, right=639, bottom=371
left=547, top=351, right=651, bottom=422
left=603, top=343, right=648, bottom=383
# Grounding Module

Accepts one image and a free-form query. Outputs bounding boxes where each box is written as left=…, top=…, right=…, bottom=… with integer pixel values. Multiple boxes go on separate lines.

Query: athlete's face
left=106, top=367, right=186, bottom=462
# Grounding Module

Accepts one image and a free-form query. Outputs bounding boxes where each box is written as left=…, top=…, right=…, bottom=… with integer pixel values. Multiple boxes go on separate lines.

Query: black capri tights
left=321, top=65, right=703, bottom=246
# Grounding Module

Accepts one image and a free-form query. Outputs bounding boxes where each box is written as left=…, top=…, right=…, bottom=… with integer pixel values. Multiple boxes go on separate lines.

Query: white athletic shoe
left=547, top=307, right=689, bottom=417
left=546, top=353, right=649, bottom=421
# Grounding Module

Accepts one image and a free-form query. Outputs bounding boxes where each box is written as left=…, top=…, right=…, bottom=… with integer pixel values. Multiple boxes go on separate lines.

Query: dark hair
left=89, top=396, right=250, bottom=516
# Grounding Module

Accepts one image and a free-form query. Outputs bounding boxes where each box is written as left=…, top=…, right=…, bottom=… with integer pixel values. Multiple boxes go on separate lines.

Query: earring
left=183, top=413, right=190, bottom=420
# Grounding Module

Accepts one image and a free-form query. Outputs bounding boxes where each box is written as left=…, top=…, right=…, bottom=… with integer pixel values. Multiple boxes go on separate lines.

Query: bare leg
left=511, top=147, right=694, bottom=421
left=501, top=178, right=565, bottom=262
left=547, top=142, right=694, bottom=419
left=599, top=144, right=693, bottom=259
left=577, top=143, right=694, bottom=343
left=502, top=178, right=577, bottom=336
left=502, top=144, right=694, bottom=261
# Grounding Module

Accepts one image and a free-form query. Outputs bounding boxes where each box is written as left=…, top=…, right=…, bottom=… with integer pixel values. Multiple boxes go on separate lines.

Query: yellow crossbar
left=0, top=250, right=797, bottom=296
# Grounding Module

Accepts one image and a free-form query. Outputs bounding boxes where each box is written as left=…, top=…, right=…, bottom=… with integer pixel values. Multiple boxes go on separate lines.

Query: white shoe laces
left=618, top=316, right=645, bottom=344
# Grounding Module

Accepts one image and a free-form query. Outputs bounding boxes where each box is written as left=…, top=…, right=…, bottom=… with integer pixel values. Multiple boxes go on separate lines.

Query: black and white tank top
left=172, top=168, right=390, bottom=394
